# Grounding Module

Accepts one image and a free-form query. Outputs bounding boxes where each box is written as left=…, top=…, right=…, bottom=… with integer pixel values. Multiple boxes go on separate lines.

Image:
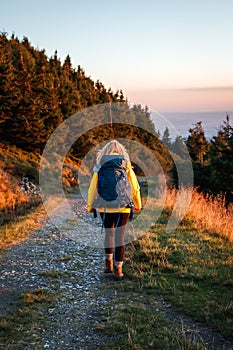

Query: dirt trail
left=0, top=195, right=232, bottom=349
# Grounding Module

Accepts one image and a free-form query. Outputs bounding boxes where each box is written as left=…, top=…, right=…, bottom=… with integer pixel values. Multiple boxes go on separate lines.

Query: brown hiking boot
left=114, top=265, right=124, bottom=281
left=104, top=259, right=113, bottom=273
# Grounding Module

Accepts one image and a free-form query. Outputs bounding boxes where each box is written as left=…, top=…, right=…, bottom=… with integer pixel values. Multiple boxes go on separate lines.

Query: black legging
left=100, top=212, right=130, bottom=261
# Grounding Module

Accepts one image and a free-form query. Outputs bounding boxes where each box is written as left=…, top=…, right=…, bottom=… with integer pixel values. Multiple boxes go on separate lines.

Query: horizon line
left=127, top=86, right=233, bottom=93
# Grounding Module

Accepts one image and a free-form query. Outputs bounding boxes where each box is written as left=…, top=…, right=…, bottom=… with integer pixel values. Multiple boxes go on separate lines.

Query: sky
left=1, top=0, right=233, bottom=136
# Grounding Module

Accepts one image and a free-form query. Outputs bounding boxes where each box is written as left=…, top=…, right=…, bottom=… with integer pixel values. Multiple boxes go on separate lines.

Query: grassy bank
left=98, top=210, right=233, bottom=349
left=97, top=186, right=233, bottom=349
left=0, top=141, right=86, bottom=230
left=0, top=142, right=42, bottom=227
left=127, top=215, right=233, bottom=336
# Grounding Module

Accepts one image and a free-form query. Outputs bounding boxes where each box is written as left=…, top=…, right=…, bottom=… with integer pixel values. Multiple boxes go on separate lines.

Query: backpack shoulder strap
left=93, top=164, right=101, bottom=173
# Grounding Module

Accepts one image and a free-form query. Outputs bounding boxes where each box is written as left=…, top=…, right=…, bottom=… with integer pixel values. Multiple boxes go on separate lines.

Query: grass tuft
left=0, top=288, right=53, bottom=348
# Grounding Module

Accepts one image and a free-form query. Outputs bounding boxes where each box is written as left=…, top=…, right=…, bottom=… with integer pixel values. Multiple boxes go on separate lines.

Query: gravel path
left=0, top=196, right=117, bottom=349
left=0, top=195, right=233, bottom=349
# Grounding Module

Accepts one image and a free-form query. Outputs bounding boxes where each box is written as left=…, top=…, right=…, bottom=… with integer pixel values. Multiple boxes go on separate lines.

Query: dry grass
left=0, top=142, right=40, bottom=181
left=0, top=143, right=41, bottom=221
left=165, top=187, right=233, bottom=242
left=0, top=204, right=46, bottom=250
left=0, top=169, right=29, bottom=211
left=0, top=168, right=42, bottom=228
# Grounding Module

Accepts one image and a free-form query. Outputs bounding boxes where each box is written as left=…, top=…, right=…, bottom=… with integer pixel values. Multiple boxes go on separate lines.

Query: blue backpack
left=94, top=155, right=134, bottom=210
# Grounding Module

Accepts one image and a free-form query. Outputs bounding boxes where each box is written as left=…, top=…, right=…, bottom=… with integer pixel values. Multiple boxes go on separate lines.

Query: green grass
left=97, top=303, right=207, bottom=350
left=39, top=269, right=76, bottom=279
left=0, top=289, right=54, bottom=348
left=97, top=210, right=233, bottom=349
left=126, top=212, right=233, bottom=337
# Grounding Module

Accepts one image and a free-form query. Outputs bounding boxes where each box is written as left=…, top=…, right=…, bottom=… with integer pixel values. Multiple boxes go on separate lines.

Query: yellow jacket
left=88, top=164, right=142, bottom=213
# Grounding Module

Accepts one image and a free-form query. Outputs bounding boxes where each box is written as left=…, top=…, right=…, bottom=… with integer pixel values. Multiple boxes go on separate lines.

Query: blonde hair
left=96, top=140, right=131, bottom=166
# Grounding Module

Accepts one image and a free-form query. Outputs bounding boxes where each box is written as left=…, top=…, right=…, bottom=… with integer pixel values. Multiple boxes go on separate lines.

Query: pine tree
left=172, top=135, right=188, bottom=158
left=0, top=33, right=16, bottom=132
left=186, top=121, right=209, bottom=164
left=209, top=114, right=233, bottom=200
left=162, top=127, right=172, bottom=150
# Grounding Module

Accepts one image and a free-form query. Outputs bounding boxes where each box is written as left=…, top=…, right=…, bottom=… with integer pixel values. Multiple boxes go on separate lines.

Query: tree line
left=0, top=32, right=172, bottom=174
left=162, top=116, right=233, bottom=202
left=0, top=32, right=232, bottom=201
left=0, top=32, right=125, bottom=151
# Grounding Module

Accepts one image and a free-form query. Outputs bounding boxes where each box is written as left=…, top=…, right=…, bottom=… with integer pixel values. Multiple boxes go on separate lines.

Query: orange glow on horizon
left=126, top=88, right=233, bottom=113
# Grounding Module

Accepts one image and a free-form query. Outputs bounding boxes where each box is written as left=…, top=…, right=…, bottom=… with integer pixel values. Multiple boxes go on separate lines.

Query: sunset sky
left=1, top=0, right=233, bottom=117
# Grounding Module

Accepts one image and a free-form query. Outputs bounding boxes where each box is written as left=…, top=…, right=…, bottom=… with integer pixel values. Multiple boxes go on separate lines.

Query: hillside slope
left=0, top=142, right=87, bottom=224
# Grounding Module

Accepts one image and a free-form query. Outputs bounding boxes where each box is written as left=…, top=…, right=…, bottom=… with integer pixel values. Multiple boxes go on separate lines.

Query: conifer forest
left=0, top=32, right=233, bottom=201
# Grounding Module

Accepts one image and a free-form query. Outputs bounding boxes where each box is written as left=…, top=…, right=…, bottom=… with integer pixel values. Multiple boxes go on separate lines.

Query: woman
left=88, top=140, right=141, bottom=281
